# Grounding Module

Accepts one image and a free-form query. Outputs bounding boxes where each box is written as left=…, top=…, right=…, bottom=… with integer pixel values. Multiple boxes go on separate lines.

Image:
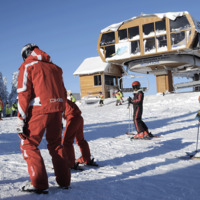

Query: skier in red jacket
left=128, top=81, right=153, bottom=139
left=62, top=99, right=97, bottom=170
left=17, top=43, right=70, bottom=194
left=0, top=97, right=3, bottom=120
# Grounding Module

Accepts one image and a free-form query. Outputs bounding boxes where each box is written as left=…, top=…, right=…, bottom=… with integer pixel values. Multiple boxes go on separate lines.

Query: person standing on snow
left=62, top=99, right=98, bottom=170
left=17, top=43, right=70, bottom=194
left=118, top=89, right=124, bottom=104
left=114, top=90, right=122, bottom=106
left=12, top=101, right=18, bottom=117
left=0, top=97, right=3, bottom=120
left=5, top=101, right=12, bottom=117
left=128, top=81, right=153, bottom=139
left=70, top=93, right=76, bottom=103
left=98, top=91, right=104, bottom=106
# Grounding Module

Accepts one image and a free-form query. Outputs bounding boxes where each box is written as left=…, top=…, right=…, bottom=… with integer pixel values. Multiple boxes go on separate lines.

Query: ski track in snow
left=1, top=92, right=200, bottom=199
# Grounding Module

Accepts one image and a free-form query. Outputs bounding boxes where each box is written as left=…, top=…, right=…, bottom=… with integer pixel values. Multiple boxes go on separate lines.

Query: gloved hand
left=128, top=96, right=133, bottom=104
left=17, top=118, right=28, bottom=140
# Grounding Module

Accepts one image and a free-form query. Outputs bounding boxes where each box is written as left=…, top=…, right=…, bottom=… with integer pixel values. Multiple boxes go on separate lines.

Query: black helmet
left=21, top=43, right=39, bottom=61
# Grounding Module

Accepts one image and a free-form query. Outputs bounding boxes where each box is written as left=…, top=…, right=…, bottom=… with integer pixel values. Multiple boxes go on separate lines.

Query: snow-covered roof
left=101, top=11, right=189, bottom=33
left=73, top=56, right=110, bottom=76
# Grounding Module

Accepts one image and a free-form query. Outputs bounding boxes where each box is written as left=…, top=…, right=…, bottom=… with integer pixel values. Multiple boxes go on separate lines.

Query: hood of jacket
left=23, top=48, right=51, bottom=64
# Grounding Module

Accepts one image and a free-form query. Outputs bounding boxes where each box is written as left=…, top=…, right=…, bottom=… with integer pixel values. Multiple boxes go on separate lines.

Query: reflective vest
left=71, top=95, right=76, bottom=103
left=99, top=94, right=104, bottom=100
left=6, top=104, right=11, bottom=114
left=0, top=100, right=3, bottom=111
left=115, top=92, right=121, bottom=100
left=12, top=103, right=17, bottom=111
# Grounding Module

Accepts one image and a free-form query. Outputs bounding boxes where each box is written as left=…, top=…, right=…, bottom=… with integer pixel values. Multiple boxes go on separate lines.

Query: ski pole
left=128, top=103, right=131, bottom=133
left=130, top=104, right=133, bottom=133
left=196, top=122, right=200, bottom=152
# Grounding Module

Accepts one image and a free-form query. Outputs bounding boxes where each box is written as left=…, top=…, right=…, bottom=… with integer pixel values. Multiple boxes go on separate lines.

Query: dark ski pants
left=134, top=107, right=148, bottom=133
left=20, top=112, right=71, bottom=190
left=62, top=115, right=91, bottom=168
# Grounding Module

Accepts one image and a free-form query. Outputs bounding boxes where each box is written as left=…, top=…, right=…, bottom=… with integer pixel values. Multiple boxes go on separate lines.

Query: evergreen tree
left=0, top=72, right=8, bottom=115
left=9, top=72, right=18, bottom=103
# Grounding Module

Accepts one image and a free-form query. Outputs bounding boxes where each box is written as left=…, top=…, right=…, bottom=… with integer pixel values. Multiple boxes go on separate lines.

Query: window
left=100, top=32, right=115, bottom=46
left=131, top=40, right=140, bottom=55
left=94, top=75, right=101, bottom=86
left=170, top=16, right=191, bottom=32
left=144, top=38, right=156, bottom=54
left=105, top=75, right=116, bottom=86
left=193, top=33, right=200, bottom=48
left=128, top=26, right=139, bottom=40
left=156, top=35, right=167, bottom=52
left=118, top=29, right=127, bottom=42
left=143, top=23, right=155, bottom=37
left=171, top=31, right=186, bottom=49
left=155, top=20, right=166, bottom=35
left=105, top=45, right=115, bottom=58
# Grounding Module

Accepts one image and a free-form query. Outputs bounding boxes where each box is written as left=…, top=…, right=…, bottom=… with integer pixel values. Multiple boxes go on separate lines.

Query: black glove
left=17, top=118, right=28, bottom=140
left=128, top=97, right=133, bottom=104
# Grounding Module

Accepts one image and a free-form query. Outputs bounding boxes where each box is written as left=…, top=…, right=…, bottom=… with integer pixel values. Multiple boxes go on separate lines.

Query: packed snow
left=1, top=92, right=200, bottom=200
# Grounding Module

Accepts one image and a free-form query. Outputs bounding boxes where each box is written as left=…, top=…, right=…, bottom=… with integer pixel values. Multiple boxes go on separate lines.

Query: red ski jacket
left=17, top=48, right=66, bottom=120
left=64, top=100, right=81, bottom=120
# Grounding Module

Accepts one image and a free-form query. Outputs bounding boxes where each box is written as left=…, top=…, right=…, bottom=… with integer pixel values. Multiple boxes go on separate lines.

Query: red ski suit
left=62, top=100, right=91, bottom=168
left=17, top=48, right=70, bottom=190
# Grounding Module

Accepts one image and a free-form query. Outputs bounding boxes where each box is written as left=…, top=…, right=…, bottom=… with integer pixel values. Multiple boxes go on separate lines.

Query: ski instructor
left=128, top=81, right=153, bottom=139
left=17, top=43, right=70, bottom=194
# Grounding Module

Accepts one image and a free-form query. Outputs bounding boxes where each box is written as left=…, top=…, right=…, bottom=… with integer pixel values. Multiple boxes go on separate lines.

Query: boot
left=71, top=162, right=84, bottom=171
left=21, top=181, right=48, bottom=194
left=86, top=158, right=98, bottom=166
left=134, top=132, right=145, bottom=139
left=144, top=130, right=154, bottom=137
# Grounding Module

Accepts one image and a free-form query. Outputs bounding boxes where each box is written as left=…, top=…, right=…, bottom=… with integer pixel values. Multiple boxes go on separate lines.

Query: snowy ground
left=1, top=92, right=200, bottom=200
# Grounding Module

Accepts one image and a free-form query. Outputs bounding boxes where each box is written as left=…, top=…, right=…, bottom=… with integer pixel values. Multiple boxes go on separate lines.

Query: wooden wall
left=79, top=64, right=123, bottom=98
left=79, top=73, right=103, bottom=98
left=156, top=70, right=173, bottom=93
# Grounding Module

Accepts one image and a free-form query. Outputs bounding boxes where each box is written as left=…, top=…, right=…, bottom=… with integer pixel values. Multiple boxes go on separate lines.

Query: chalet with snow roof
left=73, top=56, right=124, bottom=98
left=97, top=11, right=200, bottom=93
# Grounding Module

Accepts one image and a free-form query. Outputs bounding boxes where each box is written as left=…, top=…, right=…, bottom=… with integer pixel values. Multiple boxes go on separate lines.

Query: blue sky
left=1, top=0, right=199, bottom=95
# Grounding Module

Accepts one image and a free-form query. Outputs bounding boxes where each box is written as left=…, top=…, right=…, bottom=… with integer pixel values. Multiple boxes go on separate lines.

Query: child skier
left=128, top=81, right=153, bottom=139
left=114, top=90, right=122, bottom=106
left=98, top=92, right=104, bottom=106
left=62, top=99, right=98, bottom=170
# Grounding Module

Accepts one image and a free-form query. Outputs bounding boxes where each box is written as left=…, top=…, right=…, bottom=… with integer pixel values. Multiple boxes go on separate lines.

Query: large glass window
left=105, top=75, right=116, bottom=86
left=143, top=23, right=155, bottom=37
left=94, top=75, right=101, bottom=86
left=131, top=40, right=140, bottom=55
left=128, top=26, right=139, bottom=40
left=155, top=20, right=166, bottom=35
left=171, top=31, right=186, bottom=49
left=170, top=16, right=191, bottom=32
left=144, top=38, right=156, bottom=54
left=156, top=35, right=167, bottom=52
left=100, top=32, right=115, bottom=46
left=118, top=29, right=127, bottom=42
left=105, top=45, right=115, bottom=58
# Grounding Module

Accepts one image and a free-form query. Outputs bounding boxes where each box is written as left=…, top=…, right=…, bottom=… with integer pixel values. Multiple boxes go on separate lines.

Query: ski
left=186, top=151, right=198, bottom=157
left=177, top=156, right=200, bottom=160
left=130, top=135, right=161, bottom=141
left=177, top=151, right=200, bottom=159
